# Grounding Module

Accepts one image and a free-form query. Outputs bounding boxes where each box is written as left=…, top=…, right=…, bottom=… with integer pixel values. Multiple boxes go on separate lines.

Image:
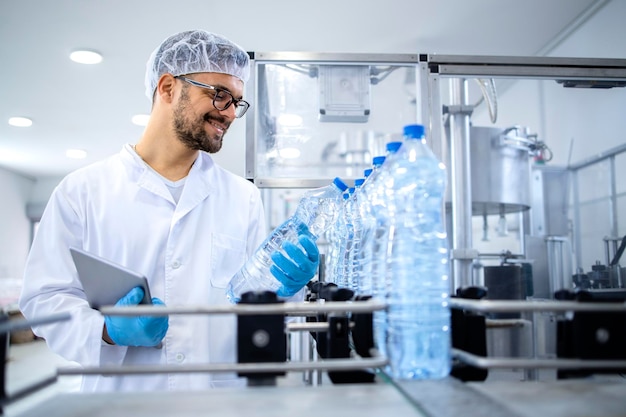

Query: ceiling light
left=66, top=149, right=87, bottom=159
left=8, top=116, right=33, bottom=127
left=131, top=114, right=150, bottom=126
left=70, top=50, right=103, bottom=65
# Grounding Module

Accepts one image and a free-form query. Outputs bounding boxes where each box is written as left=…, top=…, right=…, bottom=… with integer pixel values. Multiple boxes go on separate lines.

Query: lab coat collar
left=120, top=144, right=215, bottom=221
left=175, top=151, right=216, bottom=222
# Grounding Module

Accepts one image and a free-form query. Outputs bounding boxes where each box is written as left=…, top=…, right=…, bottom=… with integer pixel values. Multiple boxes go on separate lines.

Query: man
left=18, top=30, right=318, bottom=392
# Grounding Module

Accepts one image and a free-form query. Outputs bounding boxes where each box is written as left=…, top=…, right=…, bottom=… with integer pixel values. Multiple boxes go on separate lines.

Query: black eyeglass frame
left=175, top=76, right=250, bottom=118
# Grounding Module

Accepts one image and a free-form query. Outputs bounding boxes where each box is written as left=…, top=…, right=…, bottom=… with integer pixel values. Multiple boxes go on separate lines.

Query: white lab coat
left=19, top=144, right=268, bottom=392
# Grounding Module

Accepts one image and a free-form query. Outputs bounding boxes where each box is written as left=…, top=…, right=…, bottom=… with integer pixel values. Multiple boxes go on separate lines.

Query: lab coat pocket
left=210, top=233, right=247, bottom=288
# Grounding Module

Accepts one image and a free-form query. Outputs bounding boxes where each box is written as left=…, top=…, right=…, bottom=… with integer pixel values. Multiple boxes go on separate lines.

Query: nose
left=219, top=103, right=238, bottom=120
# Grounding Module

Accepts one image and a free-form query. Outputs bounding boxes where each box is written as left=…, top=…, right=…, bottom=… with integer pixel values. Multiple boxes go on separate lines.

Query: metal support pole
left=609, top=155, right=618, bottom=238
left=448, top=78, right=476, bottom=290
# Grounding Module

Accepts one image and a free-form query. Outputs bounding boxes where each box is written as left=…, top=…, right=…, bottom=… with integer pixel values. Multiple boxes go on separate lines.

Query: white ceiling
left=0, top=0, right=602, bottom=180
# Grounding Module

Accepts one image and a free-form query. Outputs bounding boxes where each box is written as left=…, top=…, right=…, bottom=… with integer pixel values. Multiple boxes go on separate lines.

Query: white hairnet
left=145, top=30, right=250, bottom=101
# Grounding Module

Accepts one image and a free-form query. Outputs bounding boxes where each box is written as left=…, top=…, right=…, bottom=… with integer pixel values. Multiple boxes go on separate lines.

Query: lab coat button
left=171, top=260, right=181, bottom=269
left=175, top=353, right=185, bottom=362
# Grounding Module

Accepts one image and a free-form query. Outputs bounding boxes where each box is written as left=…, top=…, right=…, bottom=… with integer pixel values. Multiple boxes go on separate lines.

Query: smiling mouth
left=205, top=115, right=228, bottom=135
left=209, top=121, right=224, bottom=134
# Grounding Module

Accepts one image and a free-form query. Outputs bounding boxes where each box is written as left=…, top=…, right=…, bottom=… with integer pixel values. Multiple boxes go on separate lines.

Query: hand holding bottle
left=226, top=178, right=347, bottom=303
left=270, top=224, right=320, bottom=297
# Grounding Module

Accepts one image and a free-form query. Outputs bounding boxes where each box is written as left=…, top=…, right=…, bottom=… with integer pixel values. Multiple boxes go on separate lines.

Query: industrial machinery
left=421, top=54, right=626, bottom=382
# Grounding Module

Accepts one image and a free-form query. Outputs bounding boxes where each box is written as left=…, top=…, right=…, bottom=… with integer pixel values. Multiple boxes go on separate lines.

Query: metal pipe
left=567, top=142, right=626, bottom=171
left=0, top=312, right=71, bottom=335
left=0, top=375, right=58, bottom=407
left=609, top=155, right=618, bottom=238
left=449, top=298, right=626, bottom=313
left=448, top=78, right=475, bottom=289
left=286, top=322, right=354, bottom=332
left=485, top=318, right=530, bottom=329
left=453, top=348, right=626, bottom=370
left=57, top=357, right=389, bottom=377
left=572, top=170, right=583, bottom=271
left=99, top=300, right=386, bottom=316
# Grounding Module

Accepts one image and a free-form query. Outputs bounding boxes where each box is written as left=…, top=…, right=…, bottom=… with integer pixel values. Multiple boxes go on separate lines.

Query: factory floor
left=4, top=338, right=82, bottom=416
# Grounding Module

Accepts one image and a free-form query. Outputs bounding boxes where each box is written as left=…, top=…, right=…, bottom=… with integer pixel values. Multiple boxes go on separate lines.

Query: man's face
left=172, top=73, right=245, bottom=153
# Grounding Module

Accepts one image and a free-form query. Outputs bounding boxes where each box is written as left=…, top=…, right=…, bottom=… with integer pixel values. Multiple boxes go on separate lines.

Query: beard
left=172, top=88, right=228, bottom=154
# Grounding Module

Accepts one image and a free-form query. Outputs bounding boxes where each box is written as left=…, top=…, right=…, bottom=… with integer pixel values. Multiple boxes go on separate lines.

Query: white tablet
left=70, top=247, right=152, bottom=309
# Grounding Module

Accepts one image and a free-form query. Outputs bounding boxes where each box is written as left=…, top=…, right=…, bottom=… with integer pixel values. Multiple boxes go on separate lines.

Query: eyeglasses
left=175, top=76, right=250, bottom=118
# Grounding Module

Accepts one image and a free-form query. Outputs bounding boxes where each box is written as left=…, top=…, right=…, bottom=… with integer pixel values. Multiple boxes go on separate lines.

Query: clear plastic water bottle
left=384, top=124, right=451, bottom=380
left=323, top=189, right=348, bottom=286
left=346, top=178, right=365, bottom=292
left=226, top=177, right=348, bottom=303
left=360, top=144, right=402, bottom=358
left=353, top=170, right=377, bottom=296
left=329, top=191, right=351, bottom=286
left=357, top=146, right=402, bottom=298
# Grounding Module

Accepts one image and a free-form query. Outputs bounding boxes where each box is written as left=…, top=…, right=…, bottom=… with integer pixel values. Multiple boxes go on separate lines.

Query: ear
left=156, top=74, right=176, bottom=104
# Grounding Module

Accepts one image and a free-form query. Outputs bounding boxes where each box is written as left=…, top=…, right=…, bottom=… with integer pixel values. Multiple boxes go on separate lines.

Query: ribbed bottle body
left=226, top=217, right=301, bottom=302
left=384, top=125, right=451, bottom=380
left=226, top=178, right=347, bottom=303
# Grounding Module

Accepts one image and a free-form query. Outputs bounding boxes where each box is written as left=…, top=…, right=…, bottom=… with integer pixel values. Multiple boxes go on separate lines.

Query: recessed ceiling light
left=8, top=116, right=33, bottom=127
left=70, top=50, right=103, bottom=65
left=131, top=114, right=150, bottom=126
left=66, top=149, right=87, bottom=159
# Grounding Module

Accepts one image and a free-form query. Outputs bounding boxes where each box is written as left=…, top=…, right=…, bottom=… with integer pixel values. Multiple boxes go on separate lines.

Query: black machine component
left=450, top=286, right=489, bottom=382
left=556, top=79, right=626, bottom=89
left=236, top=291, right=287, bottom=386
left=574, top=235, right=626, bottom=290
left=483, top=264, right=526, bottom=319
left=555, top=289, right=626, bottom=379
left=351, top=295, right=376, bottom=360
left=306, top=282, right=376, bottom=384
left=610, top=235, right=626, bottom=267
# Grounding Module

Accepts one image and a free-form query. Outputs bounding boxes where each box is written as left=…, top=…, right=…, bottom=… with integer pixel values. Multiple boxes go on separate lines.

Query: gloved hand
left=104, top=287, right=169, bottom=347
left=270, top=225, right=320, bottom=297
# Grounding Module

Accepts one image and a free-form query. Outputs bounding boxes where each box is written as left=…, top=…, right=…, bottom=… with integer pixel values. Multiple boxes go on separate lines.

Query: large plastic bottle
left=357, top=146, right=402, bottom=298
left=384, top=124, right=451, bottom=380
left=359, top=143, right=402, bottom=359
left=329, top=191, right=351, bottom=287
left=226, top=177, right=348, bottom=303
left=346, top=178, right=365, bottom=292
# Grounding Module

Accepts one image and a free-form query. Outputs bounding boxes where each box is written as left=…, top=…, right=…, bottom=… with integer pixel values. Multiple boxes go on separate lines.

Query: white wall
left=28, top=176, right=64, bottom=207
left=0, top=167, right=34, bottom=280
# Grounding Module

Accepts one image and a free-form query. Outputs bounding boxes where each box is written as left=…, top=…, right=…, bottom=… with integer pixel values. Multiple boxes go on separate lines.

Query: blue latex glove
left=270, top=225, right=320, bottom=297
left=104, top=287, right=169, bottom=347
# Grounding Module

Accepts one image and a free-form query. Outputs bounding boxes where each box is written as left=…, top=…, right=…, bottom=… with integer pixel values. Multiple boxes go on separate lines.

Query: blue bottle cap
left=348, top=187, right=355, bottom=194
left=364, top=168, right=373, bottom=177
left=372, top=156, right=386, bottom=166
left=333, top=177, right=348, bottom=191
left=355, top=178, right=365, bottom=187
left=343, top=193, right=349, bottom=200
left=386, top=141, right=403, bottom=153
left=403, top=124, right=425, bottom=138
